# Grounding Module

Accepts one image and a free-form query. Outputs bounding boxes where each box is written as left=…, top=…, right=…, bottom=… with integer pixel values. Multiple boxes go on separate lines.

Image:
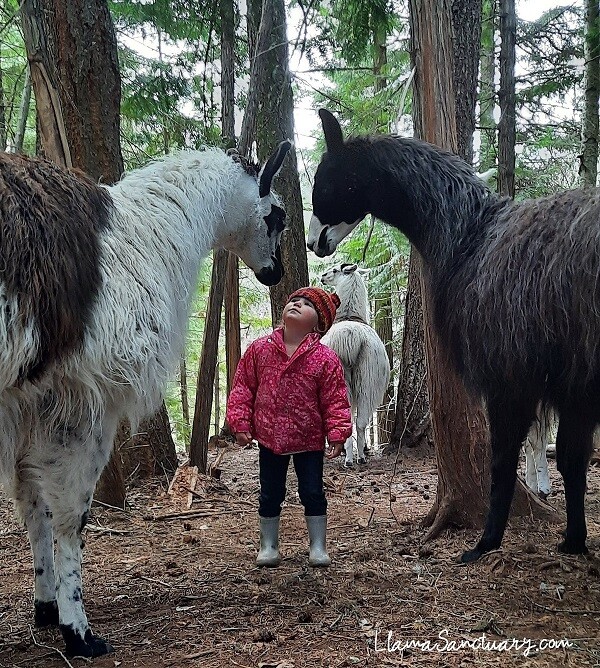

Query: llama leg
left=41, top=414, right=118, bottom=657
left=533, top=436, right=551, bottom=499
left=344, top=436, right=354, bottom=467
left=524, top=441, right=538, bottom=492
left=524, top=411, right=551, bottom=497
left=14, top=479, right=59, bottom=626
left=354, top=404, right=369, bottom=465
left=461, top=395, right=536, bottom=563
left=555, top=409, right=594, bottom=554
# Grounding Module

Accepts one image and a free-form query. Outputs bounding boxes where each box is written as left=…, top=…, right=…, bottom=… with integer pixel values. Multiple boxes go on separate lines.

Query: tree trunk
left=0, top=44, right=6, bottom=150
left=479, top=0, right=497, bottom=173
left=580, top=0, right=600, bottom=187
left=189, top=250, right=227, bottom=472
left=246, top=0, right=309, bottom=324
left=13, top=67, right=32, bottom=153
left=387, top=254, right=432, bottom=451
left=410, top=0, right=557, bottom=539
left=372, top=23, right=395, bottom=446
left=497, top=0, right=516, bottom=198
left=452, top=0, right=481, bottom=165
left=410, top=0, right=494, bottom=536
left=21, top=0, right=176, bottom=505
left=221, top=0, right=242, bottom=399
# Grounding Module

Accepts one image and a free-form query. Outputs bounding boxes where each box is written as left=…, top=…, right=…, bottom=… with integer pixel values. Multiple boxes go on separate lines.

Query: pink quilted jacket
left=226, top=328, right=352, bottom=455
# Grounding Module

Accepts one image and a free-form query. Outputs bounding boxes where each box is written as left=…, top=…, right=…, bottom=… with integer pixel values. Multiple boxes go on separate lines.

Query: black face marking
left=264, top=204, right=286, bottom=237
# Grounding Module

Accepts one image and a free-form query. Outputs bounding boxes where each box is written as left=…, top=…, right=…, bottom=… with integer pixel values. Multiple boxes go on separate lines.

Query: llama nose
left=307, top=241, right=315, bottom=252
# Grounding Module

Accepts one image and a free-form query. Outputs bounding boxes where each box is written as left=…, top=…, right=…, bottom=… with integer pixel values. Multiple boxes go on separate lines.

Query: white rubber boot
left=306, top=515, right=331, bottom=567
left=256, top=516, right=281, bottom=567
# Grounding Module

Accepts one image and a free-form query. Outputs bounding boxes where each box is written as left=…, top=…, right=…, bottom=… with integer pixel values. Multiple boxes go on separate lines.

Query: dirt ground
left=1, top=444, right=600, bottom=668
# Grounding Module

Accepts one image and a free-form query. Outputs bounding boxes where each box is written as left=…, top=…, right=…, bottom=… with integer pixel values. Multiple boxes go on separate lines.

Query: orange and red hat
left=287, top=287, right=341, bottom=333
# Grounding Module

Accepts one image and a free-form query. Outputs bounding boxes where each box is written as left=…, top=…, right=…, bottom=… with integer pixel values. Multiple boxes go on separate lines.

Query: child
left=226, top=287, right=352, bottom=567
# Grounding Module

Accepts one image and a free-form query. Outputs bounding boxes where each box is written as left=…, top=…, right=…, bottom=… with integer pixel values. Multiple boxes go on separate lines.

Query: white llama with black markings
left=321, top=263, right=391, bottom=467
left=0, top=141, right=291, bottom=658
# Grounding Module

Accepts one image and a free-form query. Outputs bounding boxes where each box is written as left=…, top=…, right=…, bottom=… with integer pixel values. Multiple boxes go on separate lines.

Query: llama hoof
left=343, top=461, right=354, bottom=469
left=460, top=547, right=484, bottom=563
left=357, top=457, right=366, bottom=465
left=34, top=599, right=59, bottom=627
left=61, top=626, right=114, bottom=658
left=557, top=538, right=588, bottom=555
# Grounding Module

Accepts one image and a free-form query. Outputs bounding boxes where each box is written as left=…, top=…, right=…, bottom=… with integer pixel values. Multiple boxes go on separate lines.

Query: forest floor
left=1, top=442, right=600, bottom=668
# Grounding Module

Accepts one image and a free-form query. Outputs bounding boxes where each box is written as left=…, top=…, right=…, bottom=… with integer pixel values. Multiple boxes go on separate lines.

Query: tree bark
left=387, top=254, right=432, bottom=451
left=498, top=0, right=516, bottom=198
left=189, top=250, right=227, bottom=472
left=580, top=0, right=600, bottom=187
left=479, top=0, right=497, bottom=172
left=246, top=0, right=309, bottom=324
left=21, top=0, right=176, bottom=505
left=13, top=67, right=32, bottom=153
left=410, top=0, right=557, bottom=539
left=410, top=0, right=493, bottom=536
left=221, top=0, right=242, bottom=399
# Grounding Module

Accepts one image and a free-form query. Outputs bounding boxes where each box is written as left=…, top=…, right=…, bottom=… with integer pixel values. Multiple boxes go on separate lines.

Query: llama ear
left=259, top=140, right=293, bottom=197
left=341, top=263, right=358, bottom=274
left=319, top=109, right=344, bottom=153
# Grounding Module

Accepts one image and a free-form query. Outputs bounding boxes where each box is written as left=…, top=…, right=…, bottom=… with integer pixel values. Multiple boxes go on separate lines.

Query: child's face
left=283, top=297, right=319, bottom=332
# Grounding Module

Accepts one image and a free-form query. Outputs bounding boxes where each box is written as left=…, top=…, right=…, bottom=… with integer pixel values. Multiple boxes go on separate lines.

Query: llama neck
left=335, top=278, right=369, bottom=323
left=109, top=149, right=241, bottom=269
left=106, top=150, right=245, bottom=317
left=356, top=136, right=501, bottom=271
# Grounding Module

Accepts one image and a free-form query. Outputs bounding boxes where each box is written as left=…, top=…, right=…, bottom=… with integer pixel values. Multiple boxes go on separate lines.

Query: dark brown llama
left=308, top=108, right=600, bottom=563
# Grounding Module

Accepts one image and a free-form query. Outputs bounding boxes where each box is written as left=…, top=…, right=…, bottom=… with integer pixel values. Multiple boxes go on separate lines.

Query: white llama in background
left=0, top=141, right=291, bottom=658
left=321, top=263, right=391, bottom=467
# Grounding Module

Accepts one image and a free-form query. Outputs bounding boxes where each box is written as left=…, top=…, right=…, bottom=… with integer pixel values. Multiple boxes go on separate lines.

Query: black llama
left=307, top=108, right=600, bottom=563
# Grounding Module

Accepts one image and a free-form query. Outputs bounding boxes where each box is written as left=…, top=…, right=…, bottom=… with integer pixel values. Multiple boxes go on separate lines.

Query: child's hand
left=235, top=431, right=253, bottom=446
left=325, top=442, right=344, bottom=459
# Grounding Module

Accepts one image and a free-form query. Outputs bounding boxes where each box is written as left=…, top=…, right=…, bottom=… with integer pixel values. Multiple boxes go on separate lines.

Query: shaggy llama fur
left=320, top=263, right=391, bottom=466
left=308, top=108, right=600, bottom=563
left=0, top=141, right=290, bottom=657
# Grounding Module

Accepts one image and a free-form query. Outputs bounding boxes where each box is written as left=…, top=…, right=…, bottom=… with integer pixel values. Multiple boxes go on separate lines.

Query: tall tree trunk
left=189, top=250, right=227, bottom=472
left=246, top=0, right=309, bottom=324
left=410, top=0, right=492, bottom=537
left=497, top=0, right=516, bottom=198
left=452, top=0, right=481, bottom=165
left=21, top=0, right=176, bottom=505
left=479, top=0, right=497, bottom=172
left=0, top=43, right=6, bottom=151
left=13, top=67, right=32, bottom=153
left=411, top=0, right=555, bottom=539
left=221, top=0, right=242, bottom=400
left=372, top=22, right=395, bottom=446
left=388, top=255, right=432, bottom=451
left=580, top=0, right=600, bottom=187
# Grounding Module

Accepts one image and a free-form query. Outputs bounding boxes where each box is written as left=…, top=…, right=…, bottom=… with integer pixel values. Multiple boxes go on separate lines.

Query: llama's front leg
left=14, top=479, right=58, bottom=627
left=555, top=409, right=594, bottom=555
left=344, top=435, right=355, bottom=467
left=461, top=396, right=536, bottom=563
left=354, top=406, right=369, bottom=465
left=524, top=406, right=551, bottom=497
left=42, top=417, right=117, bottom=657
left=53, top=490, right=113, bottom=657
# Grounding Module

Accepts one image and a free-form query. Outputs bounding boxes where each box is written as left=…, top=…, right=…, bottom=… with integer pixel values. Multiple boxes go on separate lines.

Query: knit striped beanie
left=287, top=287, right=341, bottom=333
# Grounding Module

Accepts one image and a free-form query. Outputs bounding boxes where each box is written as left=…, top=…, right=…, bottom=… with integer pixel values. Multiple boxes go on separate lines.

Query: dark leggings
left=258, top=444, right=327, bottom=517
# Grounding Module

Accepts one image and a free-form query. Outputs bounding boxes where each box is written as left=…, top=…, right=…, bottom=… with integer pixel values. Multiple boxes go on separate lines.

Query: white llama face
left=320, top=263, right=358, bottom=288
left=226, top=141, right=291, bottom=286
left=231, top=193, right=287, bottom=286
